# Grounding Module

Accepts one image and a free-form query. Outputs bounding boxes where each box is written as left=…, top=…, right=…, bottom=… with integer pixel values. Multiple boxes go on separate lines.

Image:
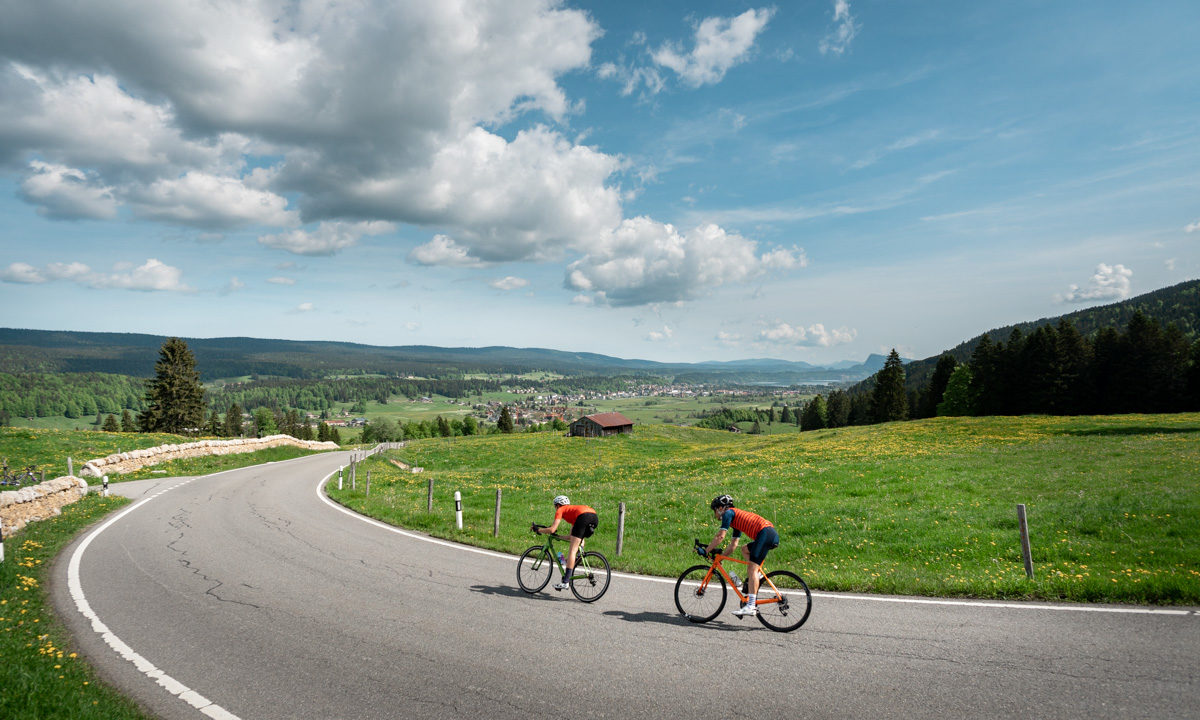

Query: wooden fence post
left=616, top=501, right=626, bottom=556
left=1017, top=504, right=1034, bottom=580
left=494, top=488, right=502, bottom=537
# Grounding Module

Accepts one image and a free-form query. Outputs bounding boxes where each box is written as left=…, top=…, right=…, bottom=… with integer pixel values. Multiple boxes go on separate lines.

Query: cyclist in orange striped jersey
left=702, top=494, right=779, bottom=617
left=535, top=495, right=598, bottom=591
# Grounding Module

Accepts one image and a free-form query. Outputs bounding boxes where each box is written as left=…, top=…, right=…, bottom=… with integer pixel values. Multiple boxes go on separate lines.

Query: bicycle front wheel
left=674, top=565, right=726, bottom=623
left=755, top=570, right=812, bottom=632
left=569, top=551, right=611, bottom=603
left=517, top=546, right=553, bottom=593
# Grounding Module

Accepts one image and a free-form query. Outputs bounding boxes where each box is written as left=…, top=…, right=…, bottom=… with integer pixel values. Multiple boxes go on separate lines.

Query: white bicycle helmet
left=553, top=495, right=570, bottom=506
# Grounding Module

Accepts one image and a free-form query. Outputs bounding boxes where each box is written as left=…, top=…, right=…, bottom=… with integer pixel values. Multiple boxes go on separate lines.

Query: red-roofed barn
left=569, top=412, right=634, bottom=438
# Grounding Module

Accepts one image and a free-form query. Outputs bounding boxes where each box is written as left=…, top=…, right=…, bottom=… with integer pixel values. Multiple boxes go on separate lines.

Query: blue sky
left=1, top=0, right=1197, bottom=365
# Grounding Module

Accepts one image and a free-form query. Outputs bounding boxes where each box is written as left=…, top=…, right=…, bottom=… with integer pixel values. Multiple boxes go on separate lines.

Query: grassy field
left=1, top=493, right=152, bottom=719
left=327, top=413, right=1200, bottom=605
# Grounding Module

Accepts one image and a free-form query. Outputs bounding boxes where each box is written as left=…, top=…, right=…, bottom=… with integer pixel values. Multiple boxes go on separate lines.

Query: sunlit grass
left=328, top=414, right=1200, bottom=604
left=0, top=495, right=151, bottom=719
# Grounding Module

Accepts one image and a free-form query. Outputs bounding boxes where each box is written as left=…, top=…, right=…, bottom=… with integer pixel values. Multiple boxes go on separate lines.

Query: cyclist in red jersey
left=702, top=494, right=779, bottom=616
left=535, top=495, right=598, bottom=591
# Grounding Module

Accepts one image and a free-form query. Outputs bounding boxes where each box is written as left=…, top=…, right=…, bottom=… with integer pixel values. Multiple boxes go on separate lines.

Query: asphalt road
left=51, top=452, right=1200, bottom=720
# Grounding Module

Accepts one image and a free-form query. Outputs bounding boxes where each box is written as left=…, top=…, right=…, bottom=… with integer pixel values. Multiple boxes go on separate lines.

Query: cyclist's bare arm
left=705, top=529, right=728, bottom=555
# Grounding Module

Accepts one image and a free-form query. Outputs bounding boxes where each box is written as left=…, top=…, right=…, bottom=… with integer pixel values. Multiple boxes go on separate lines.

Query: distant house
left=570, top=412, right=634, bottom=438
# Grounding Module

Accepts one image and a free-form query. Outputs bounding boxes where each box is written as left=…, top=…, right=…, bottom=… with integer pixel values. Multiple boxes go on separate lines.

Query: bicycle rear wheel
left=755, top=570, right=812, bottom=632
left=674, top=565, right=726, bottom=623
left=517, top=545, right=553, bottom=593
left=569, top=551, right=611, bottom=602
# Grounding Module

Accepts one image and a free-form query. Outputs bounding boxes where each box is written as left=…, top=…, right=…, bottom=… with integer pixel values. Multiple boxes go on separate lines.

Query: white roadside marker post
left=455, top=491, right=463, bottom=530
left=338, top=466, right=344, bottom=491
left=102, top=475, right=109, bottom=498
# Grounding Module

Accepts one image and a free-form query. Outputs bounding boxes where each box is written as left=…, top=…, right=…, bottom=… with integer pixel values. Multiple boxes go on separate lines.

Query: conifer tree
left=208, top=409, right=222, bottom=436
left=224, top=403, right=244, bottom=437
left=138, top=338, right=206, bottom=434
left=498, top=405, right=515, bottom=433
left=872, top=349, right=909, bottom=423
left=102, top=414, right=120, bottom=432
left=121, top=409, right=136, bottom=432
left=801, top=395, right=828, bottom=431
left=920, top=354, right=958, bottom=418
left=826, top=390, right=851, bottom=427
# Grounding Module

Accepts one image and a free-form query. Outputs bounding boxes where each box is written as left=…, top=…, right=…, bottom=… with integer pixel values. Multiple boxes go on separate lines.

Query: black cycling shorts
left=570, top=512, right=598, bottom=539
left=747, top=525, right=779, bottom=565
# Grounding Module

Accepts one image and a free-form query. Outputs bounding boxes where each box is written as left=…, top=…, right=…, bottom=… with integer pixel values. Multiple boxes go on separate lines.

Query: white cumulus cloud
left=1186, top=220, right=1200, bottom=232
left=1055, top=263, right=1133, bottom=303
left=19, top=161, right=118, bottom=220
left=757, top=321, right=857, bottom=347
left=565, top=217, right=803, bottom=307
left=652, top=9, right=774, bottom=87
left=88, top=258, right=192, bottom=292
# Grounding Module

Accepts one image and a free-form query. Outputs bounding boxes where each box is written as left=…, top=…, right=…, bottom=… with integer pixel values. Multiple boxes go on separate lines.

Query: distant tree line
left=789, top=313, right=1200, bottom=433
left=205, top=376, right=502, bottom=415
left=0, top=372, right=146, bottom=419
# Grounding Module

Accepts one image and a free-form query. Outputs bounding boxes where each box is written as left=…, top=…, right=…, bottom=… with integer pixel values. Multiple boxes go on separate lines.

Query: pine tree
left=498, top=405, right=515, bottom=433
left=921, top=354, right=958, bottom=418
left=436, top=415, right=452, bottom=437
left=224, top=402, right=244, bottom=437
left=872, top=349, right=908, bottom=423
left=208, top=409, right=222, bottom=436
left=138, top=338, right=206, bottom=434
left=121, top=409, right=136, bottom=432
left=800, top=395, right=828, bottom=431
left=779, top=405, right=792, bottom=424
left=102, top=414, right=120, bottom=432
left=826, top=390, right=851, bottom=427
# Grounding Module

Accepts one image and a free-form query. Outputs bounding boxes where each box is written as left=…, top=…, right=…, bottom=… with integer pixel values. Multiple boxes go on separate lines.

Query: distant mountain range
left=0, top=328, right=889, bottom=385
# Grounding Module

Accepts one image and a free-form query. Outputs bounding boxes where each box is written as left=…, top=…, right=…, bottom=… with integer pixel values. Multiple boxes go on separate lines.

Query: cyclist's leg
left=746, top=527, right=779, bottom=596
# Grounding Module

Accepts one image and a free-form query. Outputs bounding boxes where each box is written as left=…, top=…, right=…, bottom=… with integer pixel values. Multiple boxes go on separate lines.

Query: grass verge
left=1, top=494, right=151, bottom=719
left=327, top=414, right=1200, bottom=605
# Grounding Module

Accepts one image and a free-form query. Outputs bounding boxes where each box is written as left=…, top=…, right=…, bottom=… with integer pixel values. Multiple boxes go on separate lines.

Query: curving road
left=51, top=452, right=1199, bottom=719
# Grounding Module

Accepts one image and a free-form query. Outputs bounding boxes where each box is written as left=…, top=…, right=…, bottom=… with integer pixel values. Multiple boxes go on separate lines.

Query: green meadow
left=328, top=413, right=1200, bottom=605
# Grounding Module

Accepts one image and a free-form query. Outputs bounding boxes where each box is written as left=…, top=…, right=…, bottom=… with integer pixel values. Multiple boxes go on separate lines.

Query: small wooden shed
left=569, top=412, right=634, bottom=438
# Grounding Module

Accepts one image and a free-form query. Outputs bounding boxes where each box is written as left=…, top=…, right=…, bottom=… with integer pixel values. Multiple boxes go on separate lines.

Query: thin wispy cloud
left=820, top=0, right=860, bottom=55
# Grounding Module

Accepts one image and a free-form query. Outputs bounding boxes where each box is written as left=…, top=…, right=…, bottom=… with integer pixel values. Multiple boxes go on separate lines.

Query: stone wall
left=0, top=434, right=339, bottom=539
left=80, top=434, right=340, bottom=478
left=0, top=476, right=89, bottom=538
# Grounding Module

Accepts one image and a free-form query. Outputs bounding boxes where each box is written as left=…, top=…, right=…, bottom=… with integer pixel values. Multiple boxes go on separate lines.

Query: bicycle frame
left=700, top=553, right=783, bottom=606
left=532, top=533, right=591, bottom=581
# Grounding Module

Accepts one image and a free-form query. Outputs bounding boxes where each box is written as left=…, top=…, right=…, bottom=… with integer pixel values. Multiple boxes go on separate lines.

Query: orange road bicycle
left=674, top=539, right=812, bottom=632
left=517, top=524, right=611, bottom=602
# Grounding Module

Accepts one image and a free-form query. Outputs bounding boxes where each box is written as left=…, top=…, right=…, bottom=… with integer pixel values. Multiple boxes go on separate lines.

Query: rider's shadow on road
left=469, top=584, right=558, bottom=601
left=603, top=609, right=744, bottom=631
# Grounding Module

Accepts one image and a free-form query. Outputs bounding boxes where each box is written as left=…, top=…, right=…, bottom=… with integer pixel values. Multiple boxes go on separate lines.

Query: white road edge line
left=317, top=472, right=1196, bottom=618
left=68, top=471, right=249, bottom=720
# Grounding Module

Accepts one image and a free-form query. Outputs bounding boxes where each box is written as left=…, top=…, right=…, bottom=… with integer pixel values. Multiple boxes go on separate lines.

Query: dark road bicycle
left=1, top=461, right=37, bottom=488
left=517, top=524, right=611, bottom=602
left=674, top=539, right=812, bottom=632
